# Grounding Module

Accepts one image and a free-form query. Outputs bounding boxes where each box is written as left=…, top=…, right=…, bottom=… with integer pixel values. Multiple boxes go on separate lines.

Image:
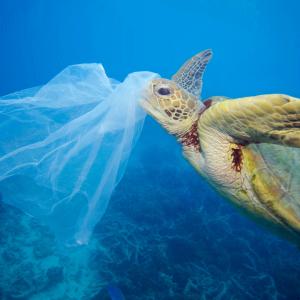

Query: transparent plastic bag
left=0, top=63, right=158, bottom=245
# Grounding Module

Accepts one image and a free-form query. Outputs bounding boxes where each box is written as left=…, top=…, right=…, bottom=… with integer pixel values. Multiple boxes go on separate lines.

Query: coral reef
left=1, top=122, right=300, bottom=299
left=0, top=201, right=100, bottom=299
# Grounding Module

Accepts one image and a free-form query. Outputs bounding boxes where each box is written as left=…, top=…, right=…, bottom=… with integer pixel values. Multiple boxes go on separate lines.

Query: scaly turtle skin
left=140, top=50, right=300, bottom=245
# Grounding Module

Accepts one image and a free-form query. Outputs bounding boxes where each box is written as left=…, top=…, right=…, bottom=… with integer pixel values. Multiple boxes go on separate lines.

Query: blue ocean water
left=0, top=0, right=300, bottom=299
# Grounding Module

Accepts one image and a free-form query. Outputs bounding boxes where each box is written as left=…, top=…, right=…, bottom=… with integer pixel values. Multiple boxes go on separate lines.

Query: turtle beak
left=139, top=94, right=156, bottom=117
left=139, top=79, right=170, bottom=123
left=139, top=84, right=154, bottom=113
left=139, top=91, right=164, bottom=123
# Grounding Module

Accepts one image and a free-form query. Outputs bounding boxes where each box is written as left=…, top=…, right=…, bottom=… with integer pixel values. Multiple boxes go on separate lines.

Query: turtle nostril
left=158, top=87, right=171, bottom=96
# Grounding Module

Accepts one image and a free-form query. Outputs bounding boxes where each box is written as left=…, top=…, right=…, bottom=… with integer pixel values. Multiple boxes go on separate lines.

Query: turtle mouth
left=139, top=97, right=151, bottom=112
left=139, top=95, right=166, bottom=124
left=139, top=89, right=156, bottom=114
left=140, top=96, right=158, bottom=117
left=139, top=85, right=176, bottom=125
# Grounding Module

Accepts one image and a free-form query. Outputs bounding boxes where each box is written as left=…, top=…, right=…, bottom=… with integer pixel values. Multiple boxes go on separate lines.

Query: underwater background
left=1, top=0, right=300, bottom=299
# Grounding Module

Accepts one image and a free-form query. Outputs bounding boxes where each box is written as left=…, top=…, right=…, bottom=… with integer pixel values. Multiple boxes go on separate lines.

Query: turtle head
left=140, top=78, right=201, bottom=135
left=140, top=49, right=212, bottom=136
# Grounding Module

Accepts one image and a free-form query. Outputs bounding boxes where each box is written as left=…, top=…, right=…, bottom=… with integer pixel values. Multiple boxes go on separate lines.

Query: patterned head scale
left=172, top=49, right=213, bottom=99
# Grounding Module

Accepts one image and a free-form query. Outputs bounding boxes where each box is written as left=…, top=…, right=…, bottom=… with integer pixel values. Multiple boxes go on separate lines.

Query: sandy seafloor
left=1, top=0, right=300, bottom=299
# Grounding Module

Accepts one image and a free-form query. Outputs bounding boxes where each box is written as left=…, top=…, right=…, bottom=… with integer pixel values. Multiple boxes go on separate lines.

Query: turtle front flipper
left=200, top=94, right=300, bottom=148
left=172, top=49, right=212, bottom=99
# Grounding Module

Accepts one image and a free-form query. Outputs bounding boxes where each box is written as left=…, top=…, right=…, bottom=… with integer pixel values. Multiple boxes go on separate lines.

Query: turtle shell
left=256, top=143, right=300, bottom=216
left=244, top=142, right=300, bottom=245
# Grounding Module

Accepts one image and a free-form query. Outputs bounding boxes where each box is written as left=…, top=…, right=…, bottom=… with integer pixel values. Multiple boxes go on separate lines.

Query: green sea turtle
left=140, top=49, right=300, bottom=245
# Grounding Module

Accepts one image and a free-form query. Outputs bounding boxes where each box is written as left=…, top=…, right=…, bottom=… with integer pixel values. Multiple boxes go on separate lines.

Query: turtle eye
left=157, top=87, right=171, bottom=96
